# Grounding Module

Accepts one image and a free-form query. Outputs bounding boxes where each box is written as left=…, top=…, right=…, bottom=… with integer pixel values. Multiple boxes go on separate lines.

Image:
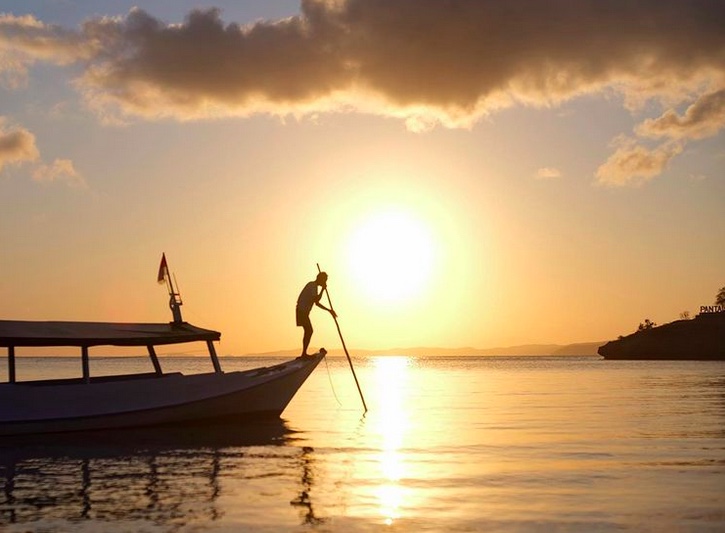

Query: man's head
left=316, top=272, right=328, bottom=286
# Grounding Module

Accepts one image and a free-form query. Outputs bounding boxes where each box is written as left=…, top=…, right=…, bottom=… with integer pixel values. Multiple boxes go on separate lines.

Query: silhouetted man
left=296, top=272, right=336, bottom=357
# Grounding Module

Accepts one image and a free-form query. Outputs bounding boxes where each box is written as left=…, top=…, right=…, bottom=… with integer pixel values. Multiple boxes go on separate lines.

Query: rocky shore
left=598, top=311, right=725, bottom=360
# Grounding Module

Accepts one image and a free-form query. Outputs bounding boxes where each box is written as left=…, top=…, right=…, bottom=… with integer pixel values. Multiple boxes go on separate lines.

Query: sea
left=1, top=355, right=723, bottom=532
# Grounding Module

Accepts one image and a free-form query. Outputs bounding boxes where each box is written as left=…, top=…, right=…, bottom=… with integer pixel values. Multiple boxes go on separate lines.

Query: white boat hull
left=0, top=354, right=323, bottom=436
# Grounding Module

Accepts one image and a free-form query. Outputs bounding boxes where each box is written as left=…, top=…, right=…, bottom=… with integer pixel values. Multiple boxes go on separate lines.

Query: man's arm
left=315, top=289, right=337, bottom=317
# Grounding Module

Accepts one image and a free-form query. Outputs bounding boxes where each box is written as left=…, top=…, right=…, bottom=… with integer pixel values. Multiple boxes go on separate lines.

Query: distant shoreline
left=5, top=342, right=606, bottom=358
left=244, top=341, right=606, bottom=358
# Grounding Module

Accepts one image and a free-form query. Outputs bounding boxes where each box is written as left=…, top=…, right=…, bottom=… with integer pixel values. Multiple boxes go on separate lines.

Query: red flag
left=157, top=253, right=168, bottom=284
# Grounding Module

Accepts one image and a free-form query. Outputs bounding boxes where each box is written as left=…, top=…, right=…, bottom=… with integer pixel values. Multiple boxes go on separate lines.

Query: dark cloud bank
left=1, top=0, right=724, bottom=184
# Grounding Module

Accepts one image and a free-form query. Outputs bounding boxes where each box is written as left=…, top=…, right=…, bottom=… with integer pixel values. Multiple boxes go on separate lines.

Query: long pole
left=317, top=263, right=368, bottom=412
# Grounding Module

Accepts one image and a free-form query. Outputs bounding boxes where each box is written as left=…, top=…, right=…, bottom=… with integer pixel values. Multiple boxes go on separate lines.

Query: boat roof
left=0, top=320, right=221, bottom=348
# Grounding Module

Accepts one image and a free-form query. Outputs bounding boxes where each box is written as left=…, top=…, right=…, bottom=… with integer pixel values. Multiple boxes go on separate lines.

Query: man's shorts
left=296, top=306, right=312, bottom=329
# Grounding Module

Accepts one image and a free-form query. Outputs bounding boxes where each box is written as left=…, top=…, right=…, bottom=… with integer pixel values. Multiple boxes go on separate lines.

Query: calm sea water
left=1, top=355, right=723, bottom=532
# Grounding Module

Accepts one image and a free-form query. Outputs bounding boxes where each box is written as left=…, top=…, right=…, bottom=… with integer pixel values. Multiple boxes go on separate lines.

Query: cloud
left=535, top=167, right=562, bottom=180
left=0, top=118, right=82, bottom=186
left=0, top=13, right=96, bottom=87
left=603, top=87, right=725, bottom=185
left=2, top=1, right=724, bottom=185
left=0, top=119, right=39, bottom=171
left=2, top=1, right=724, bottom=126
left=32, top=158, right=85, bottom=188
left=596, top=138, right=683, bottom=187
left=636, top=88, right=725, bottom=141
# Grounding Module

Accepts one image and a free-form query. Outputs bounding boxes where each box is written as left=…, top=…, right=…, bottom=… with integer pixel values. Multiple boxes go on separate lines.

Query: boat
left=0, top=321, right=325, bottom=437
left=0, top=256, right=325, bottom=436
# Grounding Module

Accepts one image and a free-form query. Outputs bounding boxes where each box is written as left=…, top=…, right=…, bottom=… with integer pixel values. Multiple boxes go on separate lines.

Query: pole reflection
left=289, top=445, right=324, bottom=525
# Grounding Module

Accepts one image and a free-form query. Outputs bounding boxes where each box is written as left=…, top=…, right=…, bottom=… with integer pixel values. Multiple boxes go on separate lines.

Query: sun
left=345, top=209, right=437, bottom=306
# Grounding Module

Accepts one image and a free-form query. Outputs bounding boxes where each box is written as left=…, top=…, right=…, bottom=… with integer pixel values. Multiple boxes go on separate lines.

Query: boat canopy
left=0, top=320, right=220, bottom=348
left=1, top=320, right=223, bottom=383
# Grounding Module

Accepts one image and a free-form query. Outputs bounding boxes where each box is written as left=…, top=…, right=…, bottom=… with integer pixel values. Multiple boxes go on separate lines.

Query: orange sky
left=1, top=1, right=724, bottom=355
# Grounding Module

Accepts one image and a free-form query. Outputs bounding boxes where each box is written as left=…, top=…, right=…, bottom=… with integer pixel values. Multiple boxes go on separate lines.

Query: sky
left=1, top=0, right=724, bottom=356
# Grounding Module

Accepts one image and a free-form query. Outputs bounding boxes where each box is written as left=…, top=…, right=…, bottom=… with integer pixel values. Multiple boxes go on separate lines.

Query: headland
left=598, top=311, right=725, bottom=360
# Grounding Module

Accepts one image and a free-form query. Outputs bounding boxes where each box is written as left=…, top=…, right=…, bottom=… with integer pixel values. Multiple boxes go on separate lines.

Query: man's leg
left=302, top=323, right=313, bottom=356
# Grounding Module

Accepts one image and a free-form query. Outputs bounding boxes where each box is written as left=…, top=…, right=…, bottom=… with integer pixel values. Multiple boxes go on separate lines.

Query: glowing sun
left=346, top=209, right=437, bottom=305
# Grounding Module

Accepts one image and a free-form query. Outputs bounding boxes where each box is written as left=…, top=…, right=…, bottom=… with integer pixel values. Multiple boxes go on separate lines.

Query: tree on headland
left=716, top=286, right=725, bottom=307
left=638, top=319, right=656, bottom=331
left=679, top=311, right=690, bottom=320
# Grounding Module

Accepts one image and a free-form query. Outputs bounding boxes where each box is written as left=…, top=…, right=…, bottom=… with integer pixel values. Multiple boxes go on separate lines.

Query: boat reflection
left=0, top=421, right=318, bottom=528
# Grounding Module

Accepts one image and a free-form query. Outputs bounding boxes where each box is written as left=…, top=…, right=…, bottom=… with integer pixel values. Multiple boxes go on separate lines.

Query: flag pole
left=158, top=253, right=183, bottom=323
left=317, top=263, right=367, bottom=413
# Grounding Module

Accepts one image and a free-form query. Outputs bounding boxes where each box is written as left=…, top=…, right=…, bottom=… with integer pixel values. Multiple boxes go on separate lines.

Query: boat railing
left=3, top=371, right=183, bottom=387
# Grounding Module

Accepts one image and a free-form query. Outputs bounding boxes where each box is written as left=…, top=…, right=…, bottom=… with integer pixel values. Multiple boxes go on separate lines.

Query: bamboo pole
left=317, top=264, right=368, bottom=412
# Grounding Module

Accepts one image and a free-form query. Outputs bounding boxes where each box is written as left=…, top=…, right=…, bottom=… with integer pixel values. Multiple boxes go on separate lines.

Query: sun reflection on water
left=372, top=356, right=411, bottom=526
